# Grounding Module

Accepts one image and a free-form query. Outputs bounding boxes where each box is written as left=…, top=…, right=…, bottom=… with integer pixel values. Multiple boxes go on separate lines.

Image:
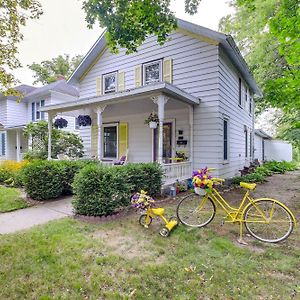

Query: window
left=245, top=87, right=248, bottom=105
left=0, top=132, right=5, bottom=156
left=249, top=131, right=253, bottom=157
left=75, top=117, right=80, bottom=130
left=143, top=60, right=162, bottom=85
left=223, top=119, right=228, bottom=161
left=238, top=78, right=242, bottom=106
left=249, top=97, right=252, bottom=115
left=103, top=125, right=118, bottom=158
left=244, top=126, right=248, bottom=158
left=103, top=72, right=117, bottom=94
left=31, top=100, right=45, bottom=121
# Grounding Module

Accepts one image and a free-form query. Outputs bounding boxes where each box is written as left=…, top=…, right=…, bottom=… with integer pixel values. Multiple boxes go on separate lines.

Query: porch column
left=47, top=112, right=56, bottom=160
left=16, top=130, right=21, bottom=162
left=188, top=105, right=194, bottom=165
left=95, top=106, right=106, bottom=160
left=152, top=95, right=168, bottom=164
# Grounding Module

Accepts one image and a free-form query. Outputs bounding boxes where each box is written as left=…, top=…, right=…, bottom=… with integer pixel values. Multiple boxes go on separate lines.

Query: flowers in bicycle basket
left=131, top=190, right=155, bottom=210
left=192, top=167, right=214, bottom=191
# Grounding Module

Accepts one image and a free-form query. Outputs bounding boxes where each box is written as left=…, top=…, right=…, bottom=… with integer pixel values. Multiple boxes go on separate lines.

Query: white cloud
left=13, top=0, right=233, bottom=85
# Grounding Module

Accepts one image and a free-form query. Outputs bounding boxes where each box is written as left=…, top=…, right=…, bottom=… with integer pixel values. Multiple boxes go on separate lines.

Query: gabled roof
left=24, top=79, right=79, bottom=99
left=69, top=18, right=262, bottom=97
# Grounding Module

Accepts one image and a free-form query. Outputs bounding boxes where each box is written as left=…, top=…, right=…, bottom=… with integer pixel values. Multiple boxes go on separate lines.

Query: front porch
left=41, top=83, right=199, bottom=184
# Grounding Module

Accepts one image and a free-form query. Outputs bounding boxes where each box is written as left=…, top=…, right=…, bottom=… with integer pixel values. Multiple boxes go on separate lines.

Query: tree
left=28, top=54, right=83, bottom=85
left=0, top=0, right=42, bottom=96
left=83, top=0, right=202, bottom=54
left=219, top=0, right=300, bottom=150
left=23, top=121, right=84, bottom=160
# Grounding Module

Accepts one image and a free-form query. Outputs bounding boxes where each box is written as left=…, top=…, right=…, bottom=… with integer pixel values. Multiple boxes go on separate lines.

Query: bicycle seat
left=151, top=208, right=165, bottom=216
left=240, top=182, right=256, bottom=190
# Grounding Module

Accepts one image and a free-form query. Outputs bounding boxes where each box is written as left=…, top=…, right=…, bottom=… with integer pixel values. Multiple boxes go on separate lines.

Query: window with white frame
left=32, top=100, right=45, bottom=121
left=244, top=126, right=248, bottom=158
left=0, top=132, right=5, bottom=156
left=223, top=118, right=229, bottom=161
left=103, top=72, right=117, bottom=94
left=103, top=124, right=118, bottom=158
left=143, top=60, right=162, bottom=85
left=238, top=78, right=242, bottom=106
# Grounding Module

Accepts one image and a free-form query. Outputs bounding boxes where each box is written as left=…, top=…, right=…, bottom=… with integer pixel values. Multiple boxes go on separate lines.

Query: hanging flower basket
left=144, top=112, right=159, bottom=128
left=54, top=117, right=68, bottom=129
left=77, top=115, right=92, bottom=127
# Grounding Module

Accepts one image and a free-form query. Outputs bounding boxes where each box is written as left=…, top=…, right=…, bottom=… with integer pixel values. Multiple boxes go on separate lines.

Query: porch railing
left=162, top=161, right=192, bottom=185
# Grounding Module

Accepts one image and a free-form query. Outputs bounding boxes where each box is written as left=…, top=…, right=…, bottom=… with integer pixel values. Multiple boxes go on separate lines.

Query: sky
left=13, top=0, right=234, bottom=86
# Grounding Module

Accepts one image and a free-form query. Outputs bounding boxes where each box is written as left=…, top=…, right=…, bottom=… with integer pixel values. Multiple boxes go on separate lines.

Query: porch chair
left=113, top=149, right=128, bottom=166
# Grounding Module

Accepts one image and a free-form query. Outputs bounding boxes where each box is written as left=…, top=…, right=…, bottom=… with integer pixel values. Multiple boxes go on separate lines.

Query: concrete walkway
left=0, top=197, right=73, bottom=234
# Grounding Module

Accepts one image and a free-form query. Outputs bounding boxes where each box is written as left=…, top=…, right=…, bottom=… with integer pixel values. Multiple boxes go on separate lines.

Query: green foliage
left=21, top=160, right=65, bottom=200
left=21, top=160, right=98, bottom=200
left=219, top=0, right=300, bottom=153
left=0, top=168, right=14, bottom=183
left=72, top=164, right=131, bottom=216
left=231, top=160, right=298, bottom=184
left=0, top=0, right=42, bottom=95
left=72, top=163, right=163, bottom=216
left=83, top=0, right=203, bottom=54
left=28, top=54, right=83, bottom=85
left=263, top=161, right=298, bottom=173
left=23, top=121, right=84, bottom=160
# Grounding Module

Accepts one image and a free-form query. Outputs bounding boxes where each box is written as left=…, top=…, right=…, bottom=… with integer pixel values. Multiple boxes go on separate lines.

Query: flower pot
left=149, top=121, right=158, bottom=129
left=194, top=187, right=206, bottom=196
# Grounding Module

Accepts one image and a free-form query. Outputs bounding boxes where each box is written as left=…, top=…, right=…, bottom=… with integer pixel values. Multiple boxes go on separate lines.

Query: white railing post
left=94, top=105, right=106, bottom=160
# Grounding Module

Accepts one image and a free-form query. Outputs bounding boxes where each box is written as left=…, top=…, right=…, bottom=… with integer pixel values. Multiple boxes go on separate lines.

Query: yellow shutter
left=163, top=58, right=173, bottom=83
left=135, top=65, right=142, bottom=87
left=91, top=125, right=98, bottom=156
left=118, top=71, right=125, bottom=91
left=118, top=123, right=128, bottom=157
left=96, top=76, right=102, bottom=96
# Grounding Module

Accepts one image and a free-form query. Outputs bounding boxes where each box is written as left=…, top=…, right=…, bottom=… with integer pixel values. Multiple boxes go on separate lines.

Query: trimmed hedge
left=72, top=162, right=163, bottom=216
left=21, top=160, right=99, bottom=200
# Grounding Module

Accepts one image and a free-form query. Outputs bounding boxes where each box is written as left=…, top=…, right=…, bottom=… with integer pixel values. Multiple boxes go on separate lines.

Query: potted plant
left=77, top=115, right=92, bottom=127
left=54, top=117, right=68, bottom=129
left=192, top=167, right=214, bottom=195
left=144, top=112, right=159, bottom=129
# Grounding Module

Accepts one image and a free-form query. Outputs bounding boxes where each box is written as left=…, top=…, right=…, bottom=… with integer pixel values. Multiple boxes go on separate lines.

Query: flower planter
left=194, top=187, right=206, bottom=196
left=149, top=121, right=158, bottom=129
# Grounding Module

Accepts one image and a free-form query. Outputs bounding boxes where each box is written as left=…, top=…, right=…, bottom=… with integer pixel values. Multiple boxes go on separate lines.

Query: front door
left=153, top=122, right=173, bottom=163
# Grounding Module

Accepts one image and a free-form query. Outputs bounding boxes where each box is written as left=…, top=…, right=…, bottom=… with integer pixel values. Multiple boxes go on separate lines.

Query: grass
left=0, top=202, right=299, bottom=299
left=0, top=186, right=28, bottom=213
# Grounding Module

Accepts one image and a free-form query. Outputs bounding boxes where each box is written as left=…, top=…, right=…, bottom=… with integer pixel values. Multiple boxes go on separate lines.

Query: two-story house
left=0, top=79, right=79, bottom=161
left=40, top=19, right=262, bottom=182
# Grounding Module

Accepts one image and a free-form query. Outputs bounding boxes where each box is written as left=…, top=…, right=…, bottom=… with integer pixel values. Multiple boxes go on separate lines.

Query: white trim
left=103, top=72, right=118, bottom=94
left=103, top=122, right=119, bottom=159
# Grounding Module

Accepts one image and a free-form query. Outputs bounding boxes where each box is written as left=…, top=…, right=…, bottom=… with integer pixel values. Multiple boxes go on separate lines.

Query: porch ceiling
left=40, top=82, right=200, bottom=115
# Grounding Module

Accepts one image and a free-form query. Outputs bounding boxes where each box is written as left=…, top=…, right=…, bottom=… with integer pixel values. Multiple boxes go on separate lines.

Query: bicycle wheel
left=244, top=199, right=294, bottom=243
left=176, top=193, right=216, bottom=227
left=139, top=214, right=152, bottom=227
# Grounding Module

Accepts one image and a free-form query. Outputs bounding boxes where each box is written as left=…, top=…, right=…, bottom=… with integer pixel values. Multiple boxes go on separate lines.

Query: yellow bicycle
left=176, top=170, right=296, bottom=243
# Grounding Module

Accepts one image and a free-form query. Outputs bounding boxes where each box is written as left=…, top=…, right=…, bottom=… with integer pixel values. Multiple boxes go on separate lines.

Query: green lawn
left=0, top=202, right=299, bottom=299
left=0, top=186, right=29, bottom=213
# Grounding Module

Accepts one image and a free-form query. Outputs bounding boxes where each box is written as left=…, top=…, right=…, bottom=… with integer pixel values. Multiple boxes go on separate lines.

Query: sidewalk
left=0, top=197, right=73, bottom=234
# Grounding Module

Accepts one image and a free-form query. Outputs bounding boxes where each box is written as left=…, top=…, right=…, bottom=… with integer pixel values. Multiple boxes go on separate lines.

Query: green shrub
left=264, top=161, right=298, bottom=173
left=72, top=164, right=131, bottom=216
left=254, top=166, right=273, bottom=177
left=72, top=162, right=163, bottom=216
left=122, top=162, right=163, bottom=196
left=0, top=168, right=14, bottom=183
left=22, top=160, right=64, bottom=200
left=232, top=173, right=266, bottom=184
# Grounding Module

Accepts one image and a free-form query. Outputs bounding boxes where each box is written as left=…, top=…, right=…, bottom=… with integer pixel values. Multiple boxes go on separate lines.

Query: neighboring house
left=0, top=79, right=79, bottom=162
left=41, top=19, right=262, bottom=182
left=254, top=129, right=293, bottom=162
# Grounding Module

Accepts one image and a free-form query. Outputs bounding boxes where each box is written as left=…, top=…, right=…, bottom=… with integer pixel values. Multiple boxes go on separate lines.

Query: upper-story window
left=103, top=72, right=117, bottom=94
left=238, top=78, right=242, bottom=106
left=32, top=100, right=45, bottom=121
left=0, top=132, right=5, bottom=156
left=143, top=60, right=162, bottom=85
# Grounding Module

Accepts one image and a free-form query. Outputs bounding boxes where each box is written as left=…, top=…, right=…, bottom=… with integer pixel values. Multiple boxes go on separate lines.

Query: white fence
left=163, top=162, right=192, bottom=185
